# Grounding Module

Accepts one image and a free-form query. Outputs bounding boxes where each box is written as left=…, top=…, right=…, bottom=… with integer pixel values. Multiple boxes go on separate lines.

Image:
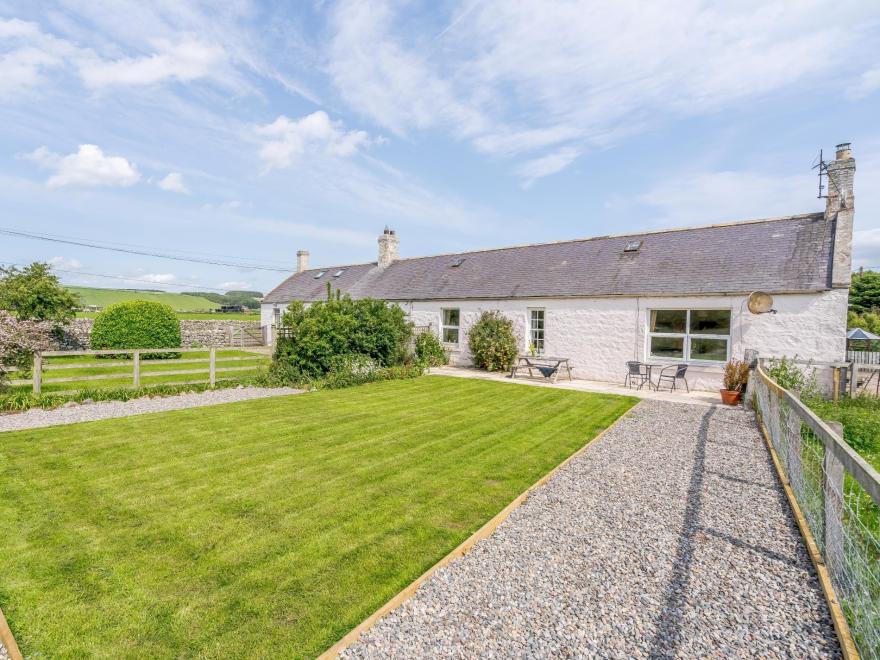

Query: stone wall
left=58, top=318, right=263, bottom=349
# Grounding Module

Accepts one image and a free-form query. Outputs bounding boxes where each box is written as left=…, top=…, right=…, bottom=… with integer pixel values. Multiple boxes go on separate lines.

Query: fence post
left=209, top=347, right=216, bottom=387
left=849, top=362, right=858, bottom=397
left=133, top=350, right=141, bottom=387
left=824, top=421, right=845, bottom=576
left=33, top=352, right=41, bottom=394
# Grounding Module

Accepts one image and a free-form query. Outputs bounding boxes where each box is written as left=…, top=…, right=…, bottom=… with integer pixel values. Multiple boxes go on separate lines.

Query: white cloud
left=326, top=0, right=876, bottom=182
left=516, top=147, right=580, bottom=187
left=79, top=36, right=227, bottom=88
left=218, top=281, right=252, bottom=290
left=48, top=256, right=82, bottom=270
left=847, top=65, right=880, bottom=100
left=158, top=172, right=189, bottom=194
left=140, top=273, right=177, bottom=284
left=0, top=18, right=80, bottom=97
left=255, top=111, right=377, bottom=171
left=26, top=144, right=141, bottom=188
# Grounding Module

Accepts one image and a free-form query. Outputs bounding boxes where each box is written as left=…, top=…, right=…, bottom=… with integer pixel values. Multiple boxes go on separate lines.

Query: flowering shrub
left=468, top=311, right=519, bottom=372
left=0, top=310, right=53, bottom=388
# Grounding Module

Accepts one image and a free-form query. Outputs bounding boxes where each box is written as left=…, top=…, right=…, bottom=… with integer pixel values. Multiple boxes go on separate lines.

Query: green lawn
left=0, top=377, right=635, bottom=658
left=69, top=287, right=220, bottom=312
left=10, top=350, right=270, bottom=393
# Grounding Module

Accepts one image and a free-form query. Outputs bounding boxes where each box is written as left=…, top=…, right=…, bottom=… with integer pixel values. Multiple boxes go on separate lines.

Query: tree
left=0, top=262, right=79, bottom=328
left=0, top=311, right=53, bottom=389
left=850, top=270, right=880, bottom=314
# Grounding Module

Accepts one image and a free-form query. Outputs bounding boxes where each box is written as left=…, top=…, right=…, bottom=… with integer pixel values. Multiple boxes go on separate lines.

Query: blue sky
left=1, top=0, right=879, bottom=295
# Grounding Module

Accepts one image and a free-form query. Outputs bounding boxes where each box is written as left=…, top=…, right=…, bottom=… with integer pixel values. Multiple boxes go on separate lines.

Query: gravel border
left=0, top=386, right=302, bottom=433
left=343, top=400, right=840, bottom=658
left=0, top=639, right=8, bottom=660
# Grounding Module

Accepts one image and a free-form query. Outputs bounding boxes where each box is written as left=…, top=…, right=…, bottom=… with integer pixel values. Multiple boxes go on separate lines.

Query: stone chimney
left=377, top=227, right=399, bottom=271
left=296, top=250, right=309, bottom=273
left=826, top=142, right=855, bottom=288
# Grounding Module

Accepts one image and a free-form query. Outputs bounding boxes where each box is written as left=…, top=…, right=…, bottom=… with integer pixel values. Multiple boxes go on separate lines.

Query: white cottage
left=262, top=143, right=856, bottom=391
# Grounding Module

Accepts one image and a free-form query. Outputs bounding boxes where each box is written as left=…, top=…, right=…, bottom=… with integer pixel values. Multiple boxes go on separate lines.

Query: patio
left=430, top=366, right=721, bottom=407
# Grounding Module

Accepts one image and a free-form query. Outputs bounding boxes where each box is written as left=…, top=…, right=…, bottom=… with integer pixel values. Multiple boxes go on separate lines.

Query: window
left=441, top=308, right=460, bottom=345
left=529, top=308, right=545, bottom=354
left=648, top=309, right=730, bottom=362
left=273, top=307, right=281, bottom=327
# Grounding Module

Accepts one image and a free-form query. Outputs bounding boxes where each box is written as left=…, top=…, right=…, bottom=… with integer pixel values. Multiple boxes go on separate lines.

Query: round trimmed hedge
left=91, top=300, right=181, bottom=356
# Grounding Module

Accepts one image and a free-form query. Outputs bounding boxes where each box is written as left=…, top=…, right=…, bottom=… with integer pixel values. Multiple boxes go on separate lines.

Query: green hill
left=69, top=287, right=221, bottom=312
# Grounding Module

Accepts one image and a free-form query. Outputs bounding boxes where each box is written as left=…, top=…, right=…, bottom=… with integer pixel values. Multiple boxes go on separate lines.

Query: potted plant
left=721, top=358, right=750, bottom=405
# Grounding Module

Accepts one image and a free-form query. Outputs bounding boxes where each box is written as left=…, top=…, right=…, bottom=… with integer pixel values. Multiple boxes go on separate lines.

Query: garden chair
left=656, top=364, right=689, bottom=392
left=624, top=361, right=650, bottom=389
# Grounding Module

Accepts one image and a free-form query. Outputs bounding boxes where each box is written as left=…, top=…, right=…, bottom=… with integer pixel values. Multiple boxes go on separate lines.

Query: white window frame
left=647, top=308, right=730, bottom=363
left=273, top=306, right=281, bottom=327
left=441, top=308, right=461, bottom=346
left=528, top=308, right=545, bottom=355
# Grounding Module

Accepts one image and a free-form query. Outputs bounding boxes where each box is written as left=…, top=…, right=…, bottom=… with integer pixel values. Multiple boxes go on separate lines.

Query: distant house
left=262, top=144, right=856, bottom=391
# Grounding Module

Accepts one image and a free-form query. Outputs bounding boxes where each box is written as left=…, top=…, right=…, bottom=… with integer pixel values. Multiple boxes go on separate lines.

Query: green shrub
left=766, top=356, right=818, bottom=399
left=810, top=396, right=880, bottom=455
left=415, top=331, right=448, bottom=367
left=468, top=310, right=519, bottom=372
left=91, top=300, right=181, bottom=358
left=273, top=296, right=412, bottom=379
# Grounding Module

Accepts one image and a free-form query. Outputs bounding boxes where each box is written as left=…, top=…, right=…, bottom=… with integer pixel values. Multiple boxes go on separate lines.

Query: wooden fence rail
left=11, top=347, right=266, bottom=395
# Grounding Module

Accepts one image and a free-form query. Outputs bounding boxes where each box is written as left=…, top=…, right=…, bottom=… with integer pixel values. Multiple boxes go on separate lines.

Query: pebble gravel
left=0, top=386, right=302, bottom=433
left=0, top=639, right=8, bottom=660
left=343, top=400, right=840, bottom=658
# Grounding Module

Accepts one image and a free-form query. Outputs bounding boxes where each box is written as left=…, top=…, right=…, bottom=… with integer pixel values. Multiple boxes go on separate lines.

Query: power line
left=0, top=261, right=229, bottom=292
left=0, top=227, right=293, bottom=272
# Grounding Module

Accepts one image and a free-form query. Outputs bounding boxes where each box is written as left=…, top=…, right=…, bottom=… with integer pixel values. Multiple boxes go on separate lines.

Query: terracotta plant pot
left=720, top=389, right=742, bottom=405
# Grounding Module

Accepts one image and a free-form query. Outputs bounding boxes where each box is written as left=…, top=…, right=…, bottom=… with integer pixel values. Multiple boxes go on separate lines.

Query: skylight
left=333, top=269, right=345, bottom=277
left=623, top=240, right=642, bottom=253
left=450, top=257, right=465, bottom=267
left=314, top=271, right=326, bottom=279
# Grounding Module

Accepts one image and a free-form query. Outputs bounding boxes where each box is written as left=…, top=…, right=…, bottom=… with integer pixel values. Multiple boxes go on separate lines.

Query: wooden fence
left=9, top=348, right=265, bottom=395
left=848, top=350, right=880, bottom=365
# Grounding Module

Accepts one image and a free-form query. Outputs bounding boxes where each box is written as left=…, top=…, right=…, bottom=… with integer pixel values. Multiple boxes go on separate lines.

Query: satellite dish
left=747, top=291, right=775, bottom=314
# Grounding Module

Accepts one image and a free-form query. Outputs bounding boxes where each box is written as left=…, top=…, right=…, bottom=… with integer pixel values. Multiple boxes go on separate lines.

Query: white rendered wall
left=404, top=289, right=848, bottom=392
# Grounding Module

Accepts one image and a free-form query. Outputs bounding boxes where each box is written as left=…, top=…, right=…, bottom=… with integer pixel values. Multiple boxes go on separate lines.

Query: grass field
left=69, top=286, right=221, bottom=311
left=0, top=377, right=636, bottom=657
left=9, top=350, right=270, bottom=393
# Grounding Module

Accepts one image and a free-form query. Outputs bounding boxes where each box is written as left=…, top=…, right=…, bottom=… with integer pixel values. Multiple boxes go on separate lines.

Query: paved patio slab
left=343, top=400, right=839, bottom=658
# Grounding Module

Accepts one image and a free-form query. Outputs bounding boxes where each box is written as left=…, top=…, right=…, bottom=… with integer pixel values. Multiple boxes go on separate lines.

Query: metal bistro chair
left=624, top=361, right=650, bottom=389
left=656, top=364, right=690, bottom=392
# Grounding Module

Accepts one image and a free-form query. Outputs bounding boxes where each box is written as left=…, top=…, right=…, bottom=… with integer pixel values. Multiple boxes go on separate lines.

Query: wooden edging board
left=317, top=403, right=637, bottom=659
left=0, top=603, right=23, bottom=660
left=755, top=410, right=859, bottom=660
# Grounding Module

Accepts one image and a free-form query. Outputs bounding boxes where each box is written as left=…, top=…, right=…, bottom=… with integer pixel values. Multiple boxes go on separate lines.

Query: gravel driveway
left=343, top=400, right=840, bottom=658
left=0, top=386, right=301, bottom=433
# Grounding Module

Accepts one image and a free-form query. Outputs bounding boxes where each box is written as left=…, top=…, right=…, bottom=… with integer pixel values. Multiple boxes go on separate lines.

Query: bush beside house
left=91, top=300, right=182, bottom=357
left=415, top=331, right=448, bottom=367
left=269, top=295, right=422, bottom=388
left=468, top=311, right=519, bottom=372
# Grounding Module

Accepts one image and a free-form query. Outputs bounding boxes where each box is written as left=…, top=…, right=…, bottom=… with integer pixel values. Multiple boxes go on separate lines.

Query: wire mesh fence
left=754, top=362, right=880, bottom=658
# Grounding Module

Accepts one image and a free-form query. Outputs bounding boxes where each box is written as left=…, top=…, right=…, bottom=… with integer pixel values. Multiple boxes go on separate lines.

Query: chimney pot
left=836, top=142, right=852, bottom=159
left=296, top=250, right=309, bottom=273
left=377, top=228, right=399, bottom=271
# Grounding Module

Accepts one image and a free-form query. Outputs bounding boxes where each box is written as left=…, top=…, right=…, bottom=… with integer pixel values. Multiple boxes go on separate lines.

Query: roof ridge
left=388, top=211, right=825, bottom=264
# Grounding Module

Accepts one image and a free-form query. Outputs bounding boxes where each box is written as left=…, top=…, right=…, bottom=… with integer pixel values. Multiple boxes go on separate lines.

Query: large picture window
left=648, top=309, right=730, bottom=362
left=528, top=308, right=545, bottom=354
left=441, top=308, right=460, bottom=345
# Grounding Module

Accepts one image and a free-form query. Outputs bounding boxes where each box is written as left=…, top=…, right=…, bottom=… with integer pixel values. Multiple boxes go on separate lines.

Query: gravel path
left=344, top=400, right=840, bottom=658
left=0, top=386, right=302, bottom=432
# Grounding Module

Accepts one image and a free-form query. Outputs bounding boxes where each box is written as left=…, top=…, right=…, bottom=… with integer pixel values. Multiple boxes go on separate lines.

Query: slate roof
left=262, top=212, right=834, bottom=303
